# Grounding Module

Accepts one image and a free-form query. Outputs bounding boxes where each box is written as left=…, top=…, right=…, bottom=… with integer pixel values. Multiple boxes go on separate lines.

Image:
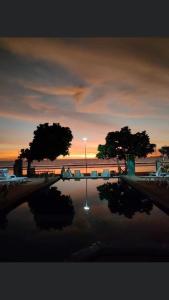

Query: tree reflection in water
left=28, top=187, right=75, bottom=230
left=97, top=181, right=153, bottom=219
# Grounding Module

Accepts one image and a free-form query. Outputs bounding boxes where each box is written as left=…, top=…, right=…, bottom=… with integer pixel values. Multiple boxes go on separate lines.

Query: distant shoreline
left=1, top=156, right=168, bottom=175
left=0, top=156, right=168, bottom=169
left=0, top=156, right=163, bottom=164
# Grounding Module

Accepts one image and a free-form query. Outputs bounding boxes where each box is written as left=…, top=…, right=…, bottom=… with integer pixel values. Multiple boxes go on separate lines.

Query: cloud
left=0, top=37, right=169, bottom=158
left=19, top=82, right=90, bottom=102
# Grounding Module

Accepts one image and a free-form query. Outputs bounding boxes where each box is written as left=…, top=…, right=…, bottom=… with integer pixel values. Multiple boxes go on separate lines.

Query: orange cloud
left=0, top=38, right=169, bottom=159
left=20, top=82, right=90, bottom=102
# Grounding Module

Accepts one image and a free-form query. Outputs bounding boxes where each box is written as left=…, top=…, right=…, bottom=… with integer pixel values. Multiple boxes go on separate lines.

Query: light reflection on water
left=0, top=178, right=169, bottom=261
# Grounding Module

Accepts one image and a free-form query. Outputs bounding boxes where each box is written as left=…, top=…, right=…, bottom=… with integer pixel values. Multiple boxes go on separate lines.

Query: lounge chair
left=149, top=172, right=156, bottom=176
left=74, top=170, right=84, bottom=178
left=160, top=172, right=169, bottom=177
left=62, top=171, right=73, bottom=178
left=90, top=171, right=98, bottom=178
left=101, top=169, right=110, bottom=178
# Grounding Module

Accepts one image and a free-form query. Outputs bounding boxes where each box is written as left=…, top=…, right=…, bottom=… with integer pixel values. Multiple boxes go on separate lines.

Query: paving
left=0, top=177, right=59, bottom=213
left=121, top=175, right=169, bottom=211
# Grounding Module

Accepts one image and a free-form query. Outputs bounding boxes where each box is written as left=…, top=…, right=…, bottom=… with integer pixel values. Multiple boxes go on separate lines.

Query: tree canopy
left=19, top=123, right=73, bottom=175
left=96, top=126, right=156, bottom=161
left=159, top=146, right=169, bottom=158
left=19, top=148, right=33, bottom=161
left=20, top=123, right=73, bottom=161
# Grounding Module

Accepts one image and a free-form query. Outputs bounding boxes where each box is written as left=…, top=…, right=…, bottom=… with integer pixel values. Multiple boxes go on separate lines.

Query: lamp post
left=116, top=146, right=122, bottom=174
left=83, top=178, right=90, bottom=211
left=82, top=137, right=87, bottom=175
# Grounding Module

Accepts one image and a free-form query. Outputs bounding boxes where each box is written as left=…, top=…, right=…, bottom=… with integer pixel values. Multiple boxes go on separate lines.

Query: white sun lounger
left=101, top=169, right=110, bottom=177
left=90, top=171, right=98, bottom=177
left=62, top=171, right=73, bottom=178
left=74, top=170, right=84, bottom=178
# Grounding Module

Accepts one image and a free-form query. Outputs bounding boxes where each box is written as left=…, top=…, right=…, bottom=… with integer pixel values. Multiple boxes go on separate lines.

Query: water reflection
left=28, top=187, right=75, bottom=230
left=0, top=211, right=8, bottom=230
left=97, top=181, right=153, bottom=219
left=83, top=179, right=90, bottom=212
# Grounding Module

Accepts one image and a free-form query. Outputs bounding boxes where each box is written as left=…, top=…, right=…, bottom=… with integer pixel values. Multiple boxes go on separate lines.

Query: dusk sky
left=0, top=37, right=169, bottom=160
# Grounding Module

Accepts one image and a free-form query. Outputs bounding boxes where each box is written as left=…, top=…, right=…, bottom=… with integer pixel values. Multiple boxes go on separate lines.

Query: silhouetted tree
left=159, top=146, right=169, bottom=158
left=96, top=145, right=108, bottom=159
left=13, top=158, right=23, bottom=177
left=96, top=126, right=156, bottom=169
left=19, top=148, right=33, bottom=177
left=97, top=181, right=153, bottom=219
left=19, top=123, right=73, bottom=176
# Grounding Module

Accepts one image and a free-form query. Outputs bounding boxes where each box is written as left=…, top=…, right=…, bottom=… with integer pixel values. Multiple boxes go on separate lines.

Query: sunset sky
left=0, top=37, right=169, bottom=160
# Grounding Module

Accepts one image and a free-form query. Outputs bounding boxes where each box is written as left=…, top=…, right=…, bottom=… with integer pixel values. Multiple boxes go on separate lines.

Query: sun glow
left=59, top=153, right=96, bottom=159
left=0, top=150, right=19, bottom=160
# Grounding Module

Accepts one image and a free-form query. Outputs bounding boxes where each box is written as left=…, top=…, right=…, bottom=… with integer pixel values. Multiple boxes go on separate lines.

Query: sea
left=0, top=157, right=166, bottom=175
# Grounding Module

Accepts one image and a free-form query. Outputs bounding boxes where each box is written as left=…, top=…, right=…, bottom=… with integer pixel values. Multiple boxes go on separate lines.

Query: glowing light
left=82, top=137, right=87, bottom=142
left=84, top=204, right=90, bottom=211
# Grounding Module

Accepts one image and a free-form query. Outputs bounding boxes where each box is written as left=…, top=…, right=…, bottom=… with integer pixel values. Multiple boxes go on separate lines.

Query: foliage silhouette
left=19, top=123, right=73, bottom=176
left=28, top=187, right=75, bottom=230
left=19, top=148, right=33, bottom=177
left=96, top=126, right=156, bottom=170
left=97, top=181, right=153, bottom=219
left=159, top=146, right=169, bottom=158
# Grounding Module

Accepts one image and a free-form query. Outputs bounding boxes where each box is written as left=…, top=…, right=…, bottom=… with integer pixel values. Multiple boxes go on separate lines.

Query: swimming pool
left=0, top=178, right=169, bottom=261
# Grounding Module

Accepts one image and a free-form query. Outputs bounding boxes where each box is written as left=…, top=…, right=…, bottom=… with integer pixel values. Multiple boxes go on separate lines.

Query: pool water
left=0, top=178, right=169, bottom=261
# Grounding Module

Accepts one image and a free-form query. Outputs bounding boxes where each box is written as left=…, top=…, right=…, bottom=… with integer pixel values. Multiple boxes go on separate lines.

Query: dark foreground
left=0, top=178, right=169, bottom=262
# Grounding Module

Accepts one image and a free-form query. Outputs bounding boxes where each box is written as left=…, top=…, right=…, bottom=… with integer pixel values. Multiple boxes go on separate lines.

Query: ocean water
left=0, top=157, right=166, bottom=175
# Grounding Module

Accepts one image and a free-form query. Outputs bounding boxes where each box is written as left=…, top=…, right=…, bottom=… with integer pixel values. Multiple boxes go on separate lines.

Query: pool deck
left=62, top=175, right=120, bottom=180
left=121, top=175, right=169, bottom=211
left=61, top=171, right=154, bottom=180
left=0, top=177, right=59, bottom=213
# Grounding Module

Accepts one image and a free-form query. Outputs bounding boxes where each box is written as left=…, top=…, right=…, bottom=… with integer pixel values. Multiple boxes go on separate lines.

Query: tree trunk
left=27, top=159, right=32, bottom=177
left=126, top=154, right=135, bottom=175
left=116, top=157, right=122, bottom=174
left=124, top=159, right=127, bottom=174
